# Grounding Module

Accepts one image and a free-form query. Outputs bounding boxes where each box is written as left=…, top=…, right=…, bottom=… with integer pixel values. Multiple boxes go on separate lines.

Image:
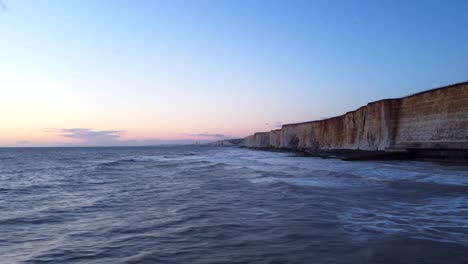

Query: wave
left=96, top=158, right=141, bottom=167
left=247, top=169, right=373, bottom=189
left=386, top=180, right=468, bottom=195
left=0, top=213, right=66, bottom=226
left=340, top=196, right=468, bottom=244
left=2, top=146, right=468, bottom=264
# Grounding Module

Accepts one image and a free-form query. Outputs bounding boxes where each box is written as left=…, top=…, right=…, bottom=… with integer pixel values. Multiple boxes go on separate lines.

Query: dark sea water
left=0, top=146, right=467, bottom=264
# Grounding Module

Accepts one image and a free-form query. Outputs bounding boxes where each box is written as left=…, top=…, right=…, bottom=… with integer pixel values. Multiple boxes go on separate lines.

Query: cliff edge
left=243, top=82, right=468, bottom=160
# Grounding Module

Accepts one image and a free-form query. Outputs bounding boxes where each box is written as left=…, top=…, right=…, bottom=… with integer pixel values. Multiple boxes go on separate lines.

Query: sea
left=0, top=146, right=467, bottom=264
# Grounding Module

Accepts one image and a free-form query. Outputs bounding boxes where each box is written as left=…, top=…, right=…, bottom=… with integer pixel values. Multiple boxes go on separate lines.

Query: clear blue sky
left=1, top=0, right=467, bottom=146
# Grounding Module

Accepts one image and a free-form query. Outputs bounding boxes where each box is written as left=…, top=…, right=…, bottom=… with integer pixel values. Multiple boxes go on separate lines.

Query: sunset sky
left=1, top=0, right=467, bottom=146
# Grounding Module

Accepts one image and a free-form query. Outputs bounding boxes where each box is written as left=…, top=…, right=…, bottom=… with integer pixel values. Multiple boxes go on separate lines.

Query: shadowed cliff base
left=240, top=146, right=468, bottom=164
left=242, top=81, right=468, bottom=163
left=242, top=147, right=411, bottom=160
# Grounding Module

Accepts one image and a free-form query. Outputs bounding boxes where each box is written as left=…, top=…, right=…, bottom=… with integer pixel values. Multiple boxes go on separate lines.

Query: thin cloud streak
left=47, top=128, right=222, bottom=146
left=191, top=133, right=229, bottom=139
left=16, top=140, right=32, bottom=145
left=0, top=1, right=7, bottom=12
left=265, top=121, right=283, bottom=129
left=58, top=128, right=124, bottom=140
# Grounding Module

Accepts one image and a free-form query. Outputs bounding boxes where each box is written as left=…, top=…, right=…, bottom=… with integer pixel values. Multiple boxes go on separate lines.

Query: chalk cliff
left=243, top=82, right=468, bottom=152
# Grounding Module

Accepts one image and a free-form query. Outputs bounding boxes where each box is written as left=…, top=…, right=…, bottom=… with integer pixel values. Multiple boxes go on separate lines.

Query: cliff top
left=282, top=81, right=468, bottom=128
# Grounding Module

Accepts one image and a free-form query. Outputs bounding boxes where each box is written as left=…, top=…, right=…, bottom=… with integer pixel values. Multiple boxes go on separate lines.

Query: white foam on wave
left=340, top=196, right=468, bottom=244
left=248, top=175, right=355, bottom=188
left=235, top=149, right=468, bottom=188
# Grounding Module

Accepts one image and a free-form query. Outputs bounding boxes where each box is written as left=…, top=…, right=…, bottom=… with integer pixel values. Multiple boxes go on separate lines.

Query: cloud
left=0, top=1, right=6, bottom=12
left=46, top=128, right=227, bottom=147
left=265, top=121, right=283, bottom=129
left=16, top=140, right=32, bottom=145
left=191, top=133, right=228, bottom=139
left=115, top=139, right=207, bottom=146
left=53, top=128, right=125, bottom=143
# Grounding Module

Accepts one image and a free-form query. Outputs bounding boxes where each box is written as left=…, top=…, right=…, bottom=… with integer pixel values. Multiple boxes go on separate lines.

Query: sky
left=1, top=0, right=467, bottom=147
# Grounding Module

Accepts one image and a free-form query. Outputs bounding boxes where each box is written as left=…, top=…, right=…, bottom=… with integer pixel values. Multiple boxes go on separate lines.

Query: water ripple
left=0, top=146, right=466, bottom=263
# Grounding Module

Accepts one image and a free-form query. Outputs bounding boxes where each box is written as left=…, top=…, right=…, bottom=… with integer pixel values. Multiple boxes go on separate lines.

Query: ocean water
left=0, top=146, right=467, bottom=264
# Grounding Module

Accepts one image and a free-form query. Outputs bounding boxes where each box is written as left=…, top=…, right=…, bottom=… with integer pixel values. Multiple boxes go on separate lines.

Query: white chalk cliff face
left=243, top=82, right=468, bottom=151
